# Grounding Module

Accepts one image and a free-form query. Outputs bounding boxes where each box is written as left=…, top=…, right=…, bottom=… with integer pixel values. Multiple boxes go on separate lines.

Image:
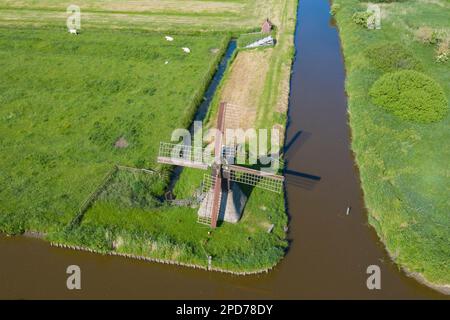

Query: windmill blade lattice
left=224, top=165, right=284, bottom=193
left=157, top=142, right=209, bottom=170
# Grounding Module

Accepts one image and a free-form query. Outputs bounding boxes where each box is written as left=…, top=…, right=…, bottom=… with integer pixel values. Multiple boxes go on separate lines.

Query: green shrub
left=0, top=213, right=26, bottom=235
left=330, top=4, right=341, bottom=16
left=365, top=42, right=422, bottom=72
left=352, top=11, right=373, bottom=27
left=370, top=70, right=448, bottom=123
left=358, top=0, right=405, bottom=2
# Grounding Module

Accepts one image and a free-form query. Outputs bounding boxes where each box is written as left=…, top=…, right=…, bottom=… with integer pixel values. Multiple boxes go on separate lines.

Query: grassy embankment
left=0, top=1, right=297, bottom=272
left=333, top=0, right=449, bottom=288
left=0, top=27, right=228, bottom=233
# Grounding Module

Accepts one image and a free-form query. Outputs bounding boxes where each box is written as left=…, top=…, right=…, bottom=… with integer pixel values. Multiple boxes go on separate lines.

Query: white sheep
left=165, top=36, right=174, bottom=41
left=68, top=28, right=78, bottom=35
left=182, top=47, right=191, bottom=53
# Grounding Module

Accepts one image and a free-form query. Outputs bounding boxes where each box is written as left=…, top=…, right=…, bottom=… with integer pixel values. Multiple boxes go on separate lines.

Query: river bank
left=332, top=0, right=450, bottom=293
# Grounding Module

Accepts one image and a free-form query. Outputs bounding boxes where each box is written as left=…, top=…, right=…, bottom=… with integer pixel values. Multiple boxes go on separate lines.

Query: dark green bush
left=98, top=170, right=165, bottom=209
left=352, top=11, right=373, bottom=27
left=370, top=70, right=448, bottom=123
left=365, top=42, right=422, bottom=72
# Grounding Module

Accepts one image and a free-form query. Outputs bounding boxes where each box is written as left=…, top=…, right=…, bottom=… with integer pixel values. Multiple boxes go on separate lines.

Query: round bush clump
left=366, top=42, right=422, bottom=72
left=369, top=70, right=448, bottom=123
left=359, top=0, right=405, bottom=2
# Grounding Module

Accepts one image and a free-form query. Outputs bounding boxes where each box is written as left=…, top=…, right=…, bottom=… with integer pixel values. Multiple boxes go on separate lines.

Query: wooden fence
left=69, top=164, right=161, bottom=229
left=50, top=242, right=277, bottom=276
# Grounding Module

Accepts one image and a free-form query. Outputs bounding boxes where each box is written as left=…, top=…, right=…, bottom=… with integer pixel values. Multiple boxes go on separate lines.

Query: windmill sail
left=157, top=142, right=209, bottom=170
left=157, top=101, right=285, bottom=229
left=224, top=164, right=284, bottom=193
left=208, top=102, right=227, bottom=228
left=210, top=171, right=222, bottom=228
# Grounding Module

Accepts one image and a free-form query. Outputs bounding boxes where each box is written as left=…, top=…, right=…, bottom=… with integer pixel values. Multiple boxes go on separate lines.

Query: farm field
left=0, top=27, right=228, bottom=234
left=0, top=0, right=288, bottom=33
left=333, top=0, right=450, bottom=289
left=0, top=0, right=297, bottom=273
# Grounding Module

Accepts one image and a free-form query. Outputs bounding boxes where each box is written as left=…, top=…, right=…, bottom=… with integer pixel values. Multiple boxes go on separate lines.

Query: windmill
left=157, top=102, right=284, bottom=228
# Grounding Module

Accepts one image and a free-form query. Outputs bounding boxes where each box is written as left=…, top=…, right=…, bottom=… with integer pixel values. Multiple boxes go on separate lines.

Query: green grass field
left=0, top=27, right=228, bottom=234
left=0, top=1, right=296, bottom=272
left=333, top=0, right=450, bottom=286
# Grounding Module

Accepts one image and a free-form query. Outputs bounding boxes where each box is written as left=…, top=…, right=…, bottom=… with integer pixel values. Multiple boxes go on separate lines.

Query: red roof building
left=261, top=19, right=273, bottom=33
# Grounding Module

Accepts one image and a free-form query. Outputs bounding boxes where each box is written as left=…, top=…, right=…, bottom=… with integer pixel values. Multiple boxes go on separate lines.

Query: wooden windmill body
left=157, top=102, right=284, bottom=228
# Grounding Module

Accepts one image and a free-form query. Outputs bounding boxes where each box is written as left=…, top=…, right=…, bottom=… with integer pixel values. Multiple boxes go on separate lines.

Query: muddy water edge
left=0, top=0, right=446, bottom=299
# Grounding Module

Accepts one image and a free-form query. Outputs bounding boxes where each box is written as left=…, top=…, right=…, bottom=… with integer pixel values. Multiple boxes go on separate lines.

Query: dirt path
left=221, top=49, right=272, bottom=130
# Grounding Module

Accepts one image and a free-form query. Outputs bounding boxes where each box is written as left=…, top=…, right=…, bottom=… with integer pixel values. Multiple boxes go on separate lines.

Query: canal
left=0, top=0, right=445, bottom=299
